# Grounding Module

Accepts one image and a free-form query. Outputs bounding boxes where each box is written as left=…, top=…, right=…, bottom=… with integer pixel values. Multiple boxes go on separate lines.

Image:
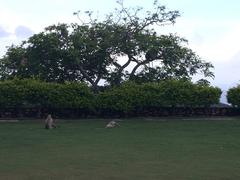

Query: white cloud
left=0, top=6, right=36, bottom=56
left=15, top=25, right=34, bottom=38
left=156, top=17, right=240, bottom=63
left=0, top=7, right=25, bottom=32
left=192, top=24, right=240, bottom=63
left=0, top=25, right=11, bottom=38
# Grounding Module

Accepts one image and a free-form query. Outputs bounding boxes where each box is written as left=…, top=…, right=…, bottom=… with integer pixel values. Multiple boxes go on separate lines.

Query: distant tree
left=0, top=0, right=214, bottom=90
left=227, top=85, right=240, bottom=107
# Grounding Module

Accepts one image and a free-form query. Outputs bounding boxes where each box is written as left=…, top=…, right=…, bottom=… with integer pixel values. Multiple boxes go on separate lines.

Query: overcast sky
left=0, top=0, right=240, bottom=102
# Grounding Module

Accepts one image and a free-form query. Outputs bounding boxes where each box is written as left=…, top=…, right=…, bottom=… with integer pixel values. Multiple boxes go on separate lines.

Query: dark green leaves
left=0, top=1, right=214, bottom=90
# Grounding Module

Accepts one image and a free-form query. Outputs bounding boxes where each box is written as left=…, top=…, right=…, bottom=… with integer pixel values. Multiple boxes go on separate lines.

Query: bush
left=0, top=79, right=94, bottom=109
left=96, top=80, right=222, bottom=115
left=0, top=79, right=26, bottom=107
left=96, top=82, right=142, bottom=114
left=194, top=85, right=222, bottom=107
left=0, top=79, right=222, bottom=116
left=227, top=86, right=240, bottom=107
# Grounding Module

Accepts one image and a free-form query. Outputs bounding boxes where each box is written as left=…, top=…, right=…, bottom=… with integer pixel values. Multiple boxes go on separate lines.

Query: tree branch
left=129, top=59, right=152, bottom=79
left=78, top=65, right=95, bottom=85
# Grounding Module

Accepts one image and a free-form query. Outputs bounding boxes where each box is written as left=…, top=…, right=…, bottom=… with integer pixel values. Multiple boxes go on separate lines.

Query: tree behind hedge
left=0, top=1, right=214, bottom=92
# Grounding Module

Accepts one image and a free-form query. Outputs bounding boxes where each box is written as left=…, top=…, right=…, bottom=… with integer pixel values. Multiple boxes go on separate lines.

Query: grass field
left=1, top=118, right=240, bottom=180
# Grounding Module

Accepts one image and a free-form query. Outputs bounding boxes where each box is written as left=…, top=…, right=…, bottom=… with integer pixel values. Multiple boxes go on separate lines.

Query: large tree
left=0, top=24, right=75, bottom=82
left=0, top=0, right=214, bottom=90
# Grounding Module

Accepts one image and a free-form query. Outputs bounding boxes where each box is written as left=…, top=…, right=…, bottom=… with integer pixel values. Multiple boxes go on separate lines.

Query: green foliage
left=0, top=79, right=26, bottom=107
left=97, top=82, right=143, bottom=113
left=227, top=85, right=240, bottom=107
left=0, top=79, right=94, bottom=109
left=0, top=1, right=214, bottom=90
left=97, top=80, right=222, bottom=113
left=194, top=85, right=222, bottom=107
left=0, top=79, right=221, bottom=113
left=0, top=24, right=74, bottom=82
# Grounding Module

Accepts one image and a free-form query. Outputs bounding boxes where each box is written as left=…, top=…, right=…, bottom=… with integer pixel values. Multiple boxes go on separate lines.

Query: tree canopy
left=0, top=0, right=214, bottom=90
left=227, top=85, right=240, bottom=107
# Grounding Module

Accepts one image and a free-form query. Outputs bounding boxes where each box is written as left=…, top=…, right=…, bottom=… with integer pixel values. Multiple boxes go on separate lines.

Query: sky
left=1, top=0, right=240, bottom=103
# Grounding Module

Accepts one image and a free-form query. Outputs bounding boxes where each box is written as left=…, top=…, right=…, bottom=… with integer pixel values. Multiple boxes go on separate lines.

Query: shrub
left=194, top=85, right=222, bottom=107
left=227, top=86, right=240, bottom=107
left=0, top=79, right=222, bottom=116
left=96, top=80, right=222, bottom=114
left=0, top=79, right=26, bottom=107
left=96, top=82, right=142, bottom=114
left=0, top=79, right=94, bottom=109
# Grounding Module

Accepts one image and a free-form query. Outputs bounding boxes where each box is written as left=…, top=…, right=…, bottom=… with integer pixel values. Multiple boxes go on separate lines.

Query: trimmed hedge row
left=97, top=81, right=222, bottom=114
left=0, top=79, right=94, bottom=109
left=0, top=79, right=222, bottom=116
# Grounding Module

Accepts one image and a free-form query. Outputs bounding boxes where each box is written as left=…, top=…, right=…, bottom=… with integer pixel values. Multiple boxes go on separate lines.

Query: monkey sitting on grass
left=45, top=114, right=57, bottom=129
left=105, top=120, right=120, bottom=128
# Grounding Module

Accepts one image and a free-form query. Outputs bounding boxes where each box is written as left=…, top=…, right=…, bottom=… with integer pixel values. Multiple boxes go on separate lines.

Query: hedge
left=0, top=79, right=94, bottom=109
left=96, top=80, right=222, bottom=114
left=0, top=79, right=222, bottom=116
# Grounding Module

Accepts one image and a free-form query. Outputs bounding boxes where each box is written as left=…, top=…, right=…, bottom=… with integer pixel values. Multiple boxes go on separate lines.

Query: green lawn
left=1, top=118, right=240, bottom=180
